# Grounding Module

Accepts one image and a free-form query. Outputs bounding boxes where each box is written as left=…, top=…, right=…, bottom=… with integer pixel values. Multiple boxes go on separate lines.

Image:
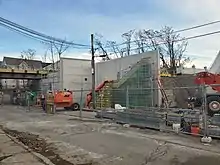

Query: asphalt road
left=0, top=105, right=220, bottom=165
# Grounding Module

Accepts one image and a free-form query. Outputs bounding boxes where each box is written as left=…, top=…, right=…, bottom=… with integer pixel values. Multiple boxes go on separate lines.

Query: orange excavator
left=193, top=71, right=220, bottom=116
left=86, top=80, right=113, bottom=109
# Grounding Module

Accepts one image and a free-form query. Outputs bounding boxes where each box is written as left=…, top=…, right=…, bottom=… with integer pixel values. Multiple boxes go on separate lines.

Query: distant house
left=1, top=57, right=51, bottom=89
left=3, top=57, right=44, bottom=70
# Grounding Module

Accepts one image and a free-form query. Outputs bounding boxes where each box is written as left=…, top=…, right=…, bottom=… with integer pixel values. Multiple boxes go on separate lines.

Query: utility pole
left=91, top=34, right=96, bottom=110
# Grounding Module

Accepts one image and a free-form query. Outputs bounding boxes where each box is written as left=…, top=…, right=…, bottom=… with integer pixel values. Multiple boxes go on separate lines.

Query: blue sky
left=0, top=0, right=220, bottom=67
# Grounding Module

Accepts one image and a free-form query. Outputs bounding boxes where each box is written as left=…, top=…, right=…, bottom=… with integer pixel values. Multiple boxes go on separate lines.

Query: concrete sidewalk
left=0, top=129, right=44, bottom=165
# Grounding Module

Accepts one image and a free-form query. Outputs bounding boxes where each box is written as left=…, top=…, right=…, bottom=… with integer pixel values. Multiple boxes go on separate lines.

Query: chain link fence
left=4, top=82, right=220, bottom=139
left=91, top=85, right=220, bottom=139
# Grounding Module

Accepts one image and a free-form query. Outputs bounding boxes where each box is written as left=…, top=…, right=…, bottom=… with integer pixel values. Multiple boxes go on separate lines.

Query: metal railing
left=0, top=68, right=48, bottom=74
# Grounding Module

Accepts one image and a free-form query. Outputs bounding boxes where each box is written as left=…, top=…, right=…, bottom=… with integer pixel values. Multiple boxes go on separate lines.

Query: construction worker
left=40, top=93, right=46, bottom=112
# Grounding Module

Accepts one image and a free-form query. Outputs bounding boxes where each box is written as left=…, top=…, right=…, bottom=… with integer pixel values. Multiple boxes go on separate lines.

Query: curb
left=3, top=129, right=54, bottom=165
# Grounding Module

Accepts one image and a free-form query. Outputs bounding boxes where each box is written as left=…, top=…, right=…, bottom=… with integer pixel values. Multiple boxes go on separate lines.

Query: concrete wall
left=41, top=71, right=60, bottom=92
left=61, top=57, right=92, bottom=90
left=41, top=61, right=60, bottom=92
left=41, top=58, right=92, bottom=103
left=95, top=51, right=159, bottom=85
left=96, top=50, right=161, bottom=106
left=41, top=52, right=161, bottom=105
left=60, top=57, right=92, bottom=103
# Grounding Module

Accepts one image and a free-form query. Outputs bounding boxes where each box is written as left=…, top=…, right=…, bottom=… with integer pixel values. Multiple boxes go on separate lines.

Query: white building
left=42, top=57, right=92, bottom=103
left=176, top=65, right=204, bottom=75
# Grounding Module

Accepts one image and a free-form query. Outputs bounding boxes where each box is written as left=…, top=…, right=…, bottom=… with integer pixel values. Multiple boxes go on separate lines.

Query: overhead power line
left=104, top=20, right=220, bottom=48
left=0, top=16, right=90, bottom=48
left=175, top=20, right=220, bottom=33
left=107, top=29, right=220, bottom=56
left=0, top=22, right=55, bottom=44
left=0, top=22, right=89, bottom=49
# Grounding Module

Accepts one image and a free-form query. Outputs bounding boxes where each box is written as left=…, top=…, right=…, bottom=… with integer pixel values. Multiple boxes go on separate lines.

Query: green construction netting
left=112, top=63, right=154, bottom=108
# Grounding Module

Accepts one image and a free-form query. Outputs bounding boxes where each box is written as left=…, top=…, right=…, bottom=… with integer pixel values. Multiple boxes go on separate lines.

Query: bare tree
left=139, top=27, right=188, bottom=73
left=21, top=49, right=36, bottom=60
left=94, top=34, right=110, bottom=61
left=106, top=41, right=125, bottom=58
left=19, top=49, right=36, bottom=89
left=157, top=26, right=188, bottom=73
left=48, top=42, right=55, bottom=71
left=133, top=30, right=146, bottom=54
left=41, top=48, right=48, bottom=63
left=141, top=29, right=168, bottom=68
left=121, top=29, right=135, bottom=56
left=53, top=40, right=70, bottom=59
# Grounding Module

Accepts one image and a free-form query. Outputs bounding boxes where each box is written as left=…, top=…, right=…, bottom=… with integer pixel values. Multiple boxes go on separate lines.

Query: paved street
left=0, top=105, right=220, bottom=165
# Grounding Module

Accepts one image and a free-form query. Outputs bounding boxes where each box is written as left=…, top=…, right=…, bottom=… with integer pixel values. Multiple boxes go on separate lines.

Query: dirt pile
left=161, top=75, right=197, bottom=108
left=3, top=128, right=94, bottom=165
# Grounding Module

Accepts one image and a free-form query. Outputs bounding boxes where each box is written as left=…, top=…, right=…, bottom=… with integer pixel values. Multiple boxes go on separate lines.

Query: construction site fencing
left=90, top=86, right=203, bottom=110
left=204, top=83, right=220, bottom=138
left=9, top=84, right=220, bottom=139
left=92, top=85, right=220, bottom=139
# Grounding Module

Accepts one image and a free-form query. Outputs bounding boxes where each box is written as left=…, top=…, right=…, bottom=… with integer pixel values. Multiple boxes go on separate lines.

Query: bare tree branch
left=139, top=27, right=188, bottom=73
left=41, top=47, right=49, bottom=63
left=94, top=34, right=110, bottom=61
left=48, top=42, right=55, bottom=71
left=122, top=29, right=135, bottom=56
left=134, top=30, right=146, bottom=54
left=21, top=49, right=36, bottom=60
left=53, top=39, right=69, bottom=59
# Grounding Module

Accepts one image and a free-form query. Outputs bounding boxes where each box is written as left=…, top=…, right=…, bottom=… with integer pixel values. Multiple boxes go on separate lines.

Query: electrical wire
left=103, top=20, right=220, bottom=48
left=0, top=16, right=90, bottom=48
left=0, top=22, right=55, bottom=44
left=106, top=29, right=220, bottom=56
left=0, top=22, right=89, bottom=50
left=175, top=20, right=220, bottom=33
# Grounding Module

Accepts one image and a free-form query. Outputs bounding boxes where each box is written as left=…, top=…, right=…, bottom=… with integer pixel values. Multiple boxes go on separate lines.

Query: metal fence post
left=126, top=86, right=129, bottom=124
left=79, top=87, right=83, bottom=118
left=27, top=94, right=30, bottom=111
left=126, top=86, right=129, bottom=109
left=202, top=84, right=208, bottom=137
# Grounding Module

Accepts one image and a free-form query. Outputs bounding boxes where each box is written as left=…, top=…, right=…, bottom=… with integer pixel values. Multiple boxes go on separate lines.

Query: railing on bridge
left=0, top=68, right=48, bottom=75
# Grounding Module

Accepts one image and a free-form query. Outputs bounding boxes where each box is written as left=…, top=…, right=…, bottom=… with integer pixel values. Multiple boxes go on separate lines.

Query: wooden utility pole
left=91, top=34, right=96, bottom=109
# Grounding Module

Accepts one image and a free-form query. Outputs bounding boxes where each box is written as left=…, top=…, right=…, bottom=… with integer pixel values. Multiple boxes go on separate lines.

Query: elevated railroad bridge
left=0, top=68, right=48, bottom=80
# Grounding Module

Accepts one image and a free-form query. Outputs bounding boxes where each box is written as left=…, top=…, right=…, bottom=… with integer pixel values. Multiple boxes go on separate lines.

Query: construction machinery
left=86, top=80, right=113, bottom=109
left=48, top=90, right=80, bottom=110
left=193, top=71, right=220, bottom=116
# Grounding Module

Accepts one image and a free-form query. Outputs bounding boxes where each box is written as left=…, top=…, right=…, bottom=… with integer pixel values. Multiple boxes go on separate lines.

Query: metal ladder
left=158, top=79, right=169, bottom=108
